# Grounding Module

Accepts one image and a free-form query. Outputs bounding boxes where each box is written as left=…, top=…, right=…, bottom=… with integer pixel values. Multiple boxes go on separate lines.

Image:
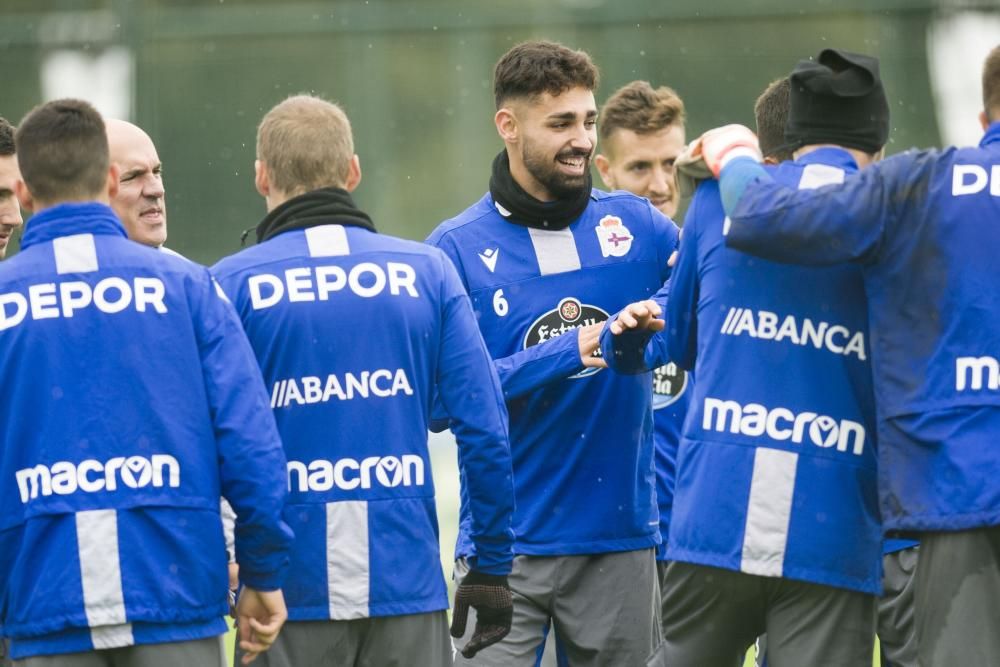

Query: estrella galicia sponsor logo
left=701, top=397, right=866, bottom=455
left=287, top=454, right=425, bottom=492
left=523, top=297, right=609, bottom=379
left=652, top=362, right=688, bottom=409
left=956, top=356, right=1000, bottom=391
left=719, top=307, right=866, bottom=360
left=15, top=455, right=181, bottom=504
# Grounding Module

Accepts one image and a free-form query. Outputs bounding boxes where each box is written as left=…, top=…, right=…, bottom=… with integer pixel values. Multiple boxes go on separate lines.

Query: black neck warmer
left=254, top=187, right=375, bottom=244
left=488, top=151, right=591, bottom=230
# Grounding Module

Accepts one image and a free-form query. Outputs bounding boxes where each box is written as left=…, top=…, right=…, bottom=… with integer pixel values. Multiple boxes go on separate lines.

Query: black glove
left=450, top=569, right=513, bottom=658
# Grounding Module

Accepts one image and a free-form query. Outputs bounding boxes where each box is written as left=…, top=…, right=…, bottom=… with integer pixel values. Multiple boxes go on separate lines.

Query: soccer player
left=753, top=78, right=794, bottom=165
left=593, top=80, right=691, bottom=631
left=0, top=99, right=292, bottom=666
left=758, top=74, right=919, bottom=667
left=594, top=81, right=686, bottom=218
left=709, top=43, right=1000, bottom=667
left=0, top=117, right=23, bottom=259
left=211, top=94, right=515, bottom=667
left=606, top=49, right=890, bottom=667
left=427, top=41, right=679, bottom=665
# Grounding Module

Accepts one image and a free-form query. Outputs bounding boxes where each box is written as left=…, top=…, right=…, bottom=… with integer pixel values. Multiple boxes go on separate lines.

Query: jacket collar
left=254, top=187, right=375, bottom=245
left=794, top=146, right=860, bottom=172
left=20, top=202, right=127, bottom=250
left=980, top=121, right=1000, bottom=148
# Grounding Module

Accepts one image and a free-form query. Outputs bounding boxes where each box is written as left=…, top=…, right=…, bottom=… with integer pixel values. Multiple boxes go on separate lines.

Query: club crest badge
left=595, top=215, right=633, bottom=258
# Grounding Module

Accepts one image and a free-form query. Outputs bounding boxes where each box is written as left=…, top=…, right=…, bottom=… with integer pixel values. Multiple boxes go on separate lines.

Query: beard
left=521, top=139, right=591, bottom=200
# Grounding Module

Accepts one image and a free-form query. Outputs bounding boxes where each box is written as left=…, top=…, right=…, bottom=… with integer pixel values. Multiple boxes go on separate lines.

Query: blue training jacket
left=723, top=123, right=1000, bottom=534
left=605, top=149, right=883, bottom=593
left=427, top=189, right=679, bottom=558
left=650, top=362, right=691, bottom=561
left=0, top=203, right=292, bottom=659
left=212, top=222, right=514, bottom=621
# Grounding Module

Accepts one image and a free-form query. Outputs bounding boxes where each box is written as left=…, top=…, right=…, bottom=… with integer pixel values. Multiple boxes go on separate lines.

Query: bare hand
left=236, top=587, right=287, bottom=664
left=609, top=300, right=664, bottom=335
left=577, top=323, right=608, bottom=369
left=228, top=563, right=239, bottom=618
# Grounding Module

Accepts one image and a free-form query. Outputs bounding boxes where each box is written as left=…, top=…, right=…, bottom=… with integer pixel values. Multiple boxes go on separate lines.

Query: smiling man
left=106, top=119, right=168, bottom=249
left=0, top=117, right=23, bottom=259
left=427, top=41, right=680, bottom=665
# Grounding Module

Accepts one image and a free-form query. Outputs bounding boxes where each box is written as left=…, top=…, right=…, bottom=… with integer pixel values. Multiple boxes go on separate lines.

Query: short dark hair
left=983, top=44, right=1000, bottom=122
left=0, top=117, right=14, bottom=157
left=754, top=78, right=793, bottom=162
left=599, top=81, right=685, bottom=144
left=493, top=41, right=599, bottom=109
left=15, top=99, right=109, bottom=204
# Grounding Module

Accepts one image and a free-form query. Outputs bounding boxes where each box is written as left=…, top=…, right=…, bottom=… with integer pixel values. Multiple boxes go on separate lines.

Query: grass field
left=222, top=431, right=881, bottom=666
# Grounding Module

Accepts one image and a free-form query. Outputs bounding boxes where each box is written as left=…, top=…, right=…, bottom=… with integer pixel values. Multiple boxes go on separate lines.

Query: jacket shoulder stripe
left=527, top=227, right=580, bottom=276
left=305, top=225, right=351, bottom=258
left=53, top=234, right=99, bottom=274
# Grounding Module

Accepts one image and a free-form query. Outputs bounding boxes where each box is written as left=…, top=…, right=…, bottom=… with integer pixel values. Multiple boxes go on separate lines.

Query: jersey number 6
left=493, top=289, right=509, bottom=317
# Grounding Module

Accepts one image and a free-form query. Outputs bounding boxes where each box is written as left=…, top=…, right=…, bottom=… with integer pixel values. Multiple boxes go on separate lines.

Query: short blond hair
left=599, top=81, right=685, bottom=143
left=257, top=95, right=354, bottom=195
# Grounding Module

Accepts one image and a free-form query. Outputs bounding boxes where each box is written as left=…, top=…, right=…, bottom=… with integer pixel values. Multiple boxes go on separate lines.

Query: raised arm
left=720, top=156, right=889, bottom=265
left=689, top=123, right=893, bottom=266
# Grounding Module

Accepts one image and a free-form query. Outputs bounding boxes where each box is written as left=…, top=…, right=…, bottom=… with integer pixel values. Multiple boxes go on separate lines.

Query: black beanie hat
left=785, top=48, right=890, bottom=154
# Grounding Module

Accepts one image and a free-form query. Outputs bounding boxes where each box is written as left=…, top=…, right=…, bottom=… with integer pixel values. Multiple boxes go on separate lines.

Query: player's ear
left=495, top=107, right=518, bottom=144
left=14, top=180, right=34, bottom=212
left=593, top=154, right=614, bottom=189
left=980, top=110, right=990, bottom=132
left=344, top=154, right=362, bottom=193
left=106, top=164, right=120, bottom=200
left=254, top=159, right=270, bottom=198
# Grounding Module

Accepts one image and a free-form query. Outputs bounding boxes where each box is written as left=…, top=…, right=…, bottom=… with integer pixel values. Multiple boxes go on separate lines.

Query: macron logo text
left=956, top=356, right=1000, bottom=391
left=702, top=397, right=866, bottom=455
left=16, top=454, right=180, bottom=504
left=288, top=455, right=425, bottom=492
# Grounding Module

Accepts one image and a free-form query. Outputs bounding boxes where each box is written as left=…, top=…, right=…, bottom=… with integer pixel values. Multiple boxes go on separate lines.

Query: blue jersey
left=724, top=123, right=1000, bottom=534
left=427, top=189, right=679, bottom=557
left=212, top=222, right=514, bottom=622
left=609, top=149, right=882, bottom=593
left=0, top=203, right=292, bottom=659
left=651, top=364, right=691, bottom=560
